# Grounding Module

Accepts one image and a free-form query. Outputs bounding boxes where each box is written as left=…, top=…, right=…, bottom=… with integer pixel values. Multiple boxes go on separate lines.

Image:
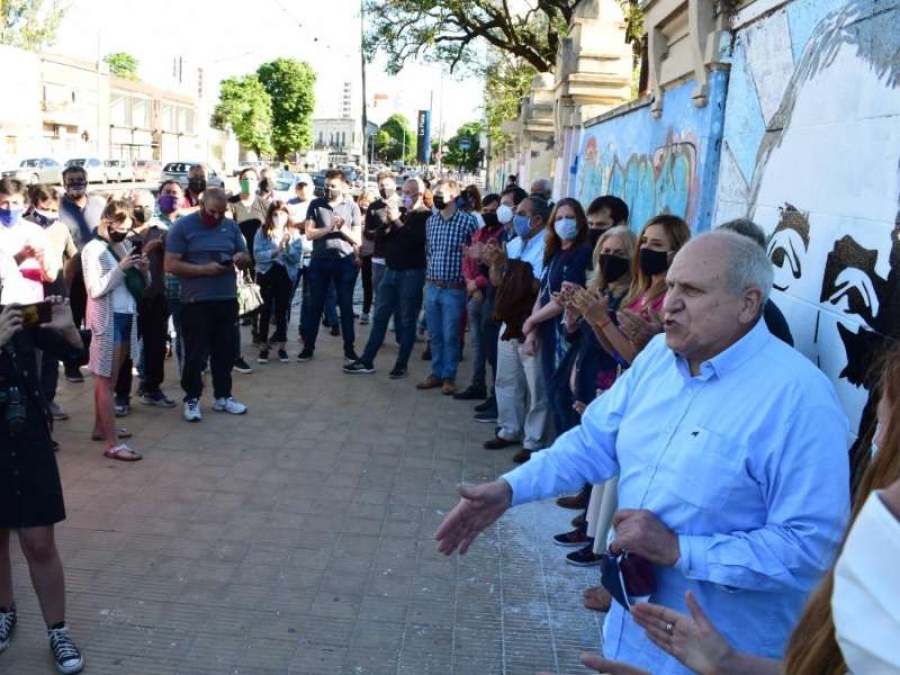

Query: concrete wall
left=575, top=71, right=728, bottom=232
left=713, top=0, right=900, bottom=440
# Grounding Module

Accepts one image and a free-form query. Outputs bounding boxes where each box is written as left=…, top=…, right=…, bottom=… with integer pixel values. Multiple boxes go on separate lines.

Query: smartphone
left=19, top=300, right=53, bottom=326
left=131, top=239, right=143, bottom=256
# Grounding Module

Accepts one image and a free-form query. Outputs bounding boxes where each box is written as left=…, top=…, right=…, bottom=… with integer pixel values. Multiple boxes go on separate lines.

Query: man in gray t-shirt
left=165, top=188, right=251, bottom=421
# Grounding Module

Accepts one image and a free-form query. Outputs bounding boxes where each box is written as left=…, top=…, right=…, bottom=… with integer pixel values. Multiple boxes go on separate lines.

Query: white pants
left=495, top=333, right=549, bottom=450
left=587, top=477, right=619, bottom=554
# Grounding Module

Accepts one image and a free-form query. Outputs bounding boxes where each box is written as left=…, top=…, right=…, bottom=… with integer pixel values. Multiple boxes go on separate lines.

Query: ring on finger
left=665, top=621, right=674, bottom=635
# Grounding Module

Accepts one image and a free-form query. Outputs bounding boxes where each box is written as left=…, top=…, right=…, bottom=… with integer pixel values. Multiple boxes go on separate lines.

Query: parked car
left=312, top=172, right=326, bottom=198
left=232, top=161, right=267, bottom=177
left=160, top=162, right=226, bottom=190
left=64, top=157, right=108, bottom=183
left=1, top=158, right=63, bottom=185
left=133, top=159, right=162, bottom=183
left=104, top=159, right=134, bottom=183
left=272, top=170, right=301, bottom=202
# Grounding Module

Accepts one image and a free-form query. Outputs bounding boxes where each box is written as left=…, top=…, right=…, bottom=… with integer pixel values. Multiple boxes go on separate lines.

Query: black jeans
left=360, top=255, right=374, bottom=315
left=258, top=265, right=293, bottom=345
left=139, top=294, right=170, bottom=393
left=180, top=299, right=239, bottom=401
left=306, top=256, right=359, bottom=353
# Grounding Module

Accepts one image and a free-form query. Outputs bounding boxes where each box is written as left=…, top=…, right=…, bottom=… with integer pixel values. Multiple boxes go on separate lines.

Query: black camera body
left=0, top=386, right=27, bottom=435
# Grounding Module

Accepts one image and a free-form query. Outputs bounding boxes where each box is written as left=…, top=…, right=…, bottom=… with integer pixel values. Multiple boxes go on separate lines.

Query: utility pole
left=359, top=0, right=368, bottom=177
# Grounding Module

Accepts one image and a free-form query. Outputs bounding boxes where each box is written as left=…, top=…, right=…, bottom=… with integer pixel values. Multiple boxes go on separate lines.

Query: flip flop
left=92, top=427, right=132, bottom=441
left=103, top=444, right=143, bottom=462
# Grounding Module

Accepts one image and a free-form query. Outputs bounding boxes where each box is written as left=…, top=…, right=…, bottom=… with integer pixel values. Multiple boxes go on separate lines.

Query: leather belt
left=426, top=279, right=465, bottom=289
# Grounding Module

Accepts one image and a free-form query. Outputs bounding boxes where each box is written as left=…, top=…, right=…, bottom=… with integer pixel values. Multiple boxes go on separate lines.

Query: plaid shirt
left=425, top=209, right=478, bottom=284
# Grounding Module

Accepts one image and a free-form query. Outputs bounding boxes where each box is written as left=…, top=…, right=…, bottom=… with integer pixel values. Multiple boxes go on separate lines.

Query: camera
left=2, top=386, right=27, bottom=435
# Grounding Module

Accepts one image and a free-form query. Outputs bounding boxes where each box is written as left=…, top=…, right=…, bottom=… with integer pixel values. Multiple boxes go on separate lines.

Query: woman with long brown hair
left=579, top=340, right=900, bottom=675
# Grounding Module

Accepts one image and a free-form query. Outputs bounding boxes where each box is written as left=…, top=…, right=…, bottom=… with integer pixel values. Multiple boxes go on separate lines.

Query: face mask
left=512, top=214, right=532, bottom=238
left=240, top=179, right=257, bottom=195
left=0, top=207, right=23, bottom=228
left=554, top=217, right=578, bottom=241
left=832, top=491, right=900, bottom=673
left=188, top=177, right=207, bottom=194
left=402, top=194, right=415, bottom=209
left=456, top=195, right=472, bottom=210
left=598, top=254, right=630, bottom=283
left=272, top=213, right=288, bottom=228
left=158, top=194, right=180, bottom=214
left=200, top=210, right=221, bottom=228
left=108, top=230, right=128, bottom=243
left=132, top=206, right=150, bottom=224
left=379, top=187, right=393, bottom=200
left=33, top=209, right=58, bottom=226
left=496, top=204, right=514, bottom=225
left=258, top=178, right=270, bottom=193
left=482, top=213, right=500, bottom=230
left=325, top=187, right=341, bottom=201
left=639, top=247, right=670, bottom=276
left=432, top=196, right=448, bottom=211
left=66, top=181, right=87, bottom=197
left=589, top=228, right=603, bottom=250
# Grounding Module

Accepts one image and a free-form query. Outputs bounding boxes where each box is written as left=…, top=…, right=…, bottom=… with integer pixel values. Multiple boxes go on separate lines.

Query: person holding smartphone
left=82, top=200, right=148, bottom=460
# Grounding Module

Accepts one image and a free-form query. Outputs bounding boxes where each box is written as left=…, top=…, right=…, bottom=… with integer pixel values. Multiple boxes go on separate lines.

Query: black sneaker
left=257, top=349, right=270, bottom=364
left=0, top=603, right=17, bottom=652
left=553, top=528, right=594, bottom=548
left=344, top=348, right=359, bottom=362
left=453, top=384, right=487, bottom=401
left=48, top=624, right=84, bottom=674
left=343, top=360, right=374, bottom=374
left=277, top=349, right=290, bottom=363
left=296, top=349, right=314, bottom=362
left=474, top=395, right=496, bottom=413
left=388, top=365, right=408, bottom=379
left=64, top=365, right=84, bottom=383
left=233, top=357, right=253, bottom=374
left=330, top=324, right=341, bottom=337
left=566, top=545, right=603, bottom=567
left=473, top=409, right=498, bottom=423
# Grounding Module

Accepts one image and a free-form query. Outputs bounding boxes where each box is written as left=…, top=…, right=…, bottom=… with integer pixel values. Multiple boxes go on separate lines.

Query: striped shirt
left=425, top=208, right=478, bottom=284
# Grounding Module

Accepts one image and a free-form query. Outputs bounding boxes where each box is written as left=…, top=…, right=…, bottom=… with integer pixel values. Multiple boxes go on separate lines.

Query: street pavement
left=2, top=312, right=604, bottom=674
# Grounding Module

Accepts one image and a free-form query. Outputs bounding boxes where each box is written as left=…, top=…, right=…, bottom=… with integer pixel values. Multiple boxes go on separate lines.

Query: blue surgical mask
left=0, top=207, right=22, bottom=228
left=554, top=217, right=578, bottom=241
left=512, top=214, right=532, bottom=238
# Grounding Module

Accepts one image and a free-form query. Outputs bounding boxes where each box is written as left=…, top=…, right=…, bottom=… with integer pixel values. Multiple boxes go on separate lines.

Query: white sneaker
left=183, top=399, right=202, bottom=422
left=213, top=397, right=247, bottom=415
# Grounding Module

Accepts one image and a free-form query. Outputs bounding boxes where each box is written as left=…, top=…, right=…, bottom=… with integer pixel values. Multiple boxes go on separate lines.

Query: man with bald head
left=436, top=231, right=850, bottom=673
left=528, top=177, right=553, bottom=207
left=165, top=187, right=251, bottom=421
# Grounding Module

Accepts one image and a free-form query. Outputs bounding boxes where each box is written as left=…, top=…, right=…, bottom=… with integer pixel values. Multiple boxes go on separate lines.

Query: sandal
left=103, top=444, right=143, bottom=462
left=92, top=427, right=132, bottom=441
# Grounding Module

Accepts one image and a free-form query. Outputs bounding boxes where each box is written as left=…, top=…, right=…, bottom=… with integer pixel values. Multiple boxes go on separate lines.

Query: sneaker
left=388, top=365, right=408, bottom=379
left=344, top=348, right=360, bottom=362
left=359, top=313, right=370, bottom=325
left=233, top=357, right=253, bottom=374
left=47, top=402, right=69, bottom=421
left=330, top=324, right=341, bottom=337
left=473, top=410, right=498, bottom=424
left=277, top=349, right=290, bottom=363
left=141, top=391, right=176, bottom=408
left=183, top=399, right=202, bottom=422
left=343, top=360, right=375, bottom=374
left=64, top=365, right=84, bottom=383
left=453, top=384, right=487, bottom=401
left=474, top=395, right=496, bottom=413
left=48, top=624, right=84, bottom=674
left=136, top=381, right=145, bottom=397
left=553, top=528, right=594, bottom=548
left=566, top=545, right=603, bottom=567
left=213, top=397, right=248, bottom=415
left=0, top=603, right=17, bottom=653
left=257, top=349, right=270, bottom=364
left=296, top=349, right=314, bottom=362
left=114, top=400, right=130, bottom=417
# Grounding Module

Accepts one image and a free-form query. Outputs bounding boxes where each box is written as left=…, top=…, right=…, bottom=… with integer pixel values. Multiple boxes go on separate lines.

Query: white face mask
left=832, top=491, right=900, bottom=672
left=272, top=213, right=288, bottom=228
left=496, top=204, right=514, bottom=225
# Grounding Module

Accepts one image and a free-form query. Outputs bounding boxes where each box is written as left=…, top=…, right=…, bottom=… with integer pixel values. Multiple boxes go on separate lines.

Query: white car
left=1, top=158, right=63, bottom=185
left=104, top=159, right=134, bottom=182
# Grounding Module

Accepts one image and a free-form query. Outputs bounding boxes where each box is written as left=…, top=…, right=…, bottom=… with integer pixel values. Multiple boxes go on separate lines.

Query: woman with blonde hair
left=81, top=200, right=147, bottom=461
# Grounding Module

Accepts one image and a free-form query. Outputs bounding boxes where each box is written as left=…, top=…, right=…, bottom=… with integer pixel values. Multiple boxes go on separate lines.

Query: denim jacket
left=253, top=229, right=303, bottom=282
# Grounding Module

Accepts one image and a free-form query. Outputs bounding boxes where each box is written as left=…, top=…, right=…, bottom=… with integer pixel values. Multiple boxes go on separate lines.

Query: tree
left=104, top=52, right=139, bottom=80
left=483, top=54, right=536, bottom=149
left=374, top=114, right=416, bottom=163
left=444, top=122, right=483, bottom=172
left=363, top=0, right=577, bottom=74
left=256, top=58, right=316, bottom=160
left=212, top=75, right=274, bottom=158
left=0, top=0, right=64, bottom=51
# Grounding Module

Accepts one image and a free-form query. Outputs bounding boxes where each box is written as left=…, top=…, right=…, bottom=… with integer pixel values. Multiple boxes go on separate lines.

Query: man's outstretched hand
left=434, top=481, right=513, bottom=555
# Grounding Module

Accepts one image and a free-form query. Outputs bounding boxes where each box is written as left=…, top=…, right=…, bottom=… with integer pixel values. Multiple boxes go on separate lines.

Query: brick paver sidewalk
left=3, top=317, right=603, bottom=674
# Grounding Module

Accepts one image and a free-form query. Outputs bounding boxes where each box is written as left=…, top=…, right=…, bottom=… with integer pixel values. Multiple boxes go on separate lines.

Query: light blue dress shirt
left=506, top=229, right=547, bottom=280
left=503, top=319, right=850, bottom=674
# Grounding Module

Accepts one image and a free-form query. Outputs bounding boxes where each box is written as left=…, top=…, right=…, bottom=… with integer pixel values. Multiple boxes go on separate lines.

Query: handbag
left=236, top=270, right=263, bottom=317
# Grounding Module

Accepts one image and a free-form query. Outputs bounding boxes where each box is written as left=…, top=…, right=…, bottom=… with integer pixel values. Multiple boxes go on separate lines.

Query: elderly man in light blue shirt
left=436, top=231, right=850, bottom=674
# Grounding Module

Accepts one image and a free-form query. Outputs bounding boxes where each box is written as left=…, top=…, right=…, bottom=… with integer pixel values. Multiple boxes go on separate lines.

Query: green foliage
left=444, top=122, right=483, bottom=172
left=483, top=55, right=536, bottom=151
left=104, top=52, right=139, bottom=80
left=212, top=75, right=274, bottom=158
left=0, top=0, right=63, bottom=51
left=363, top=0, right=578, bottom=74
left=256, top=58, right=316, bottom=160
left=374, top=114, right=416, bottom=163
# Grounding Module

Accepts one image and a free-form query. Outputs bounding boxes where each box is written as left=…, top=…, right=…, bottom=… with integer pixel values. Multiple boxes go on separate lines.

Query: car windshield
left=104, top=161, right=117, bottom=166
left=20, top=159, right=40, bottom=168
left=164, top=163, right=199, bottom=173
left=274, top=179, right=293, bottom=191
left=66, top=159, right=85, bottom=166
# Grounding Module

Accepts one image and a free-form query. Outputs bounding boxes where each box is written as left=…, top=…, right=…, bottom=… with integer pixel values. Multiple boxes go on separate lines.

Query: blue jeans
left=306, top=256, right=358, bottom=352
left=467, top=294, right=487, bottom=388
left=361, top=268, right=425, bottom=368
left=424, top=285, right=467, bottom=380
left=299, top=268, right=339, bottom=341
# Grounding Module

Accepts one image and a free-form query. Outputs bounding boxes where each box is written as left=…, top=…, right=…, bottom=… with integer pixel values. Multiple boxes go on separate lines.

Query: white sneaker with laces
left=48, top=625, right=83, bottom=674
left=213, top=397, right=247, bottom=414
left=183, top=399, right=202, bottom=422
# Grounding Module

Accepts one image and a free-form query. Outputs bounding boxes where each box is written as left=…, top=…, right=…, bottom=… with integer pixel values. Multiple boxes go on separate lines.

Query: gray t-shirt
left=306, top=197, right=361, bottom=259
left=165, top=211, right=248, bottom=303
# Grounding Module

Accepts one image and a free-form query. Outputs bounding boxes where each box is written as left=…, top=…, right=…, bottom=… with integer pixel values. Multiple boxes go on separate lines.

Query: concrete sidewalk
left=3, top=318, right=603, bottom=674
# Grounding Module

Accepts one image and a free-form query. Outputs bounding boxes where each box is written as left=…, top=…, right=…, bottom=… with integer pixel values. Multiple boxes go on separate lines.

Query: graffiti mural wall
left=575, top=72, right=728, bottom=232
left=714, top=0, right=900, bottom=446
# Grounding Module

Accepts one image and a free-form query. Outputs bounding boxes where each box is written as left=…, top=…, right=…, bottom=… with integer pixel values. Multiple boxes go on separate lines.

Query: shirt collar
left=675, top=318, right=772, bottom=381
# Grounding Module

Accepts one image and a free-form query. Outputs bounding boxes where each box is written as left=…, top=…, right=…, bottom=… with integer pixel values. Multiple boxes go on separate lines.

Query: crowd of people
left=0, top=162, right=897, bottom=674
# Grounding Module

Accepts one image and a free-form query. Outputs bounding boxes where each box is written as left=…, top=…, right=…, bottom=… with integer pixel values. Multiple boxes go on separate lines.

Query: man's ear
left=739, top=287, right=764, bottom=324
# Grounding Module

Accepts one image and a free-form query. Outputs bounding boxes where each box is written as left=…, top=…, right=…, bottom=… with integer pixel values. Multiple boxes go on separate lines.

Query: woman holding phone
left=81, top=200, right=147, bottom=460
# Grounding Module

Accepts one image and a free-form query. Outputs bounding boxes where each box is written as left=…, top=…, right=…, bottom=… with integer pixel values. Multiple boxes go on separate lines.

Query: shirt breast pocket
left=667, top=426, right=747, bottom=510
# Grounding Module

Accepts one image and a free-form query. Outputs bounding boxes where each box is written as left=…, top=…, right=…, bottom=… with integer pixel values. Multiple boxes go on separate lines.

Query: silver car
left=64, top=158, right=109, bottom=183
left=161, top=162, right=226, bottom=190
left=1, top=158, right=62, bottom=185
left=104, top=159, right=135, bottom=183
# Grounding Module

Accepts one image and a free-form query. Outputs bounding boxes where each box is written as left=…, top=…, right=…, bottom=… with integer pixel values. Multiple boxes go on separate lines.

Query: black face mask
left=108, top=230, right=128, bottom=243
left=188, top=177, right=206, bottom=194
left=639, top=247, right=670, bottom=276
left=432, top=196, right=447, bottom=211
left=482, top=212, right=500, bottom=229
left=598, top=254, right=630, bottom=283
left=258, top=178, right=271, bottom=193
left=589, top=228, right=604, bottom=250
left=133, top=206, right=149, bottom=224
left=379, top=187, right=393, bottom=200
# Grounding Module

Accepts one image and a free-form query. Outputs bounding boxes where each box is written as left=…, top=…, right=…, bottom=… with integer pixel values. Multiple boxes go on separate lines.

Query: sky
left=52, top=0, right=484, bottom=137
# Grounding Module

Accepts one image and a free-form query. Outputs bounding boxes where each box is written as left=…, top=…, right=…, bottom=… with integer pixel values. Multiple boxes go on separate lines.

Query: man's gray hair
left=404, top=176, right=425, bottom=194
left=706, top=230, right=774, bottom=305
left=717, top=218, right=767, bottom=250
left=200, top=187, right=227, bottom=205
left=530, top=178, right=552, bottom=198
left=129, top=188, right=153, bottom=204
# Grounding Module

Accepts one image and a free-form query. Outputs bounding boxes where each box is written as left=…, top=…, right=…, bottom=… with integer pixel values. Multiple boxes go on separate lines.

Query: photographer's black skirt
left=0, top=426, right=65, bottom=529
